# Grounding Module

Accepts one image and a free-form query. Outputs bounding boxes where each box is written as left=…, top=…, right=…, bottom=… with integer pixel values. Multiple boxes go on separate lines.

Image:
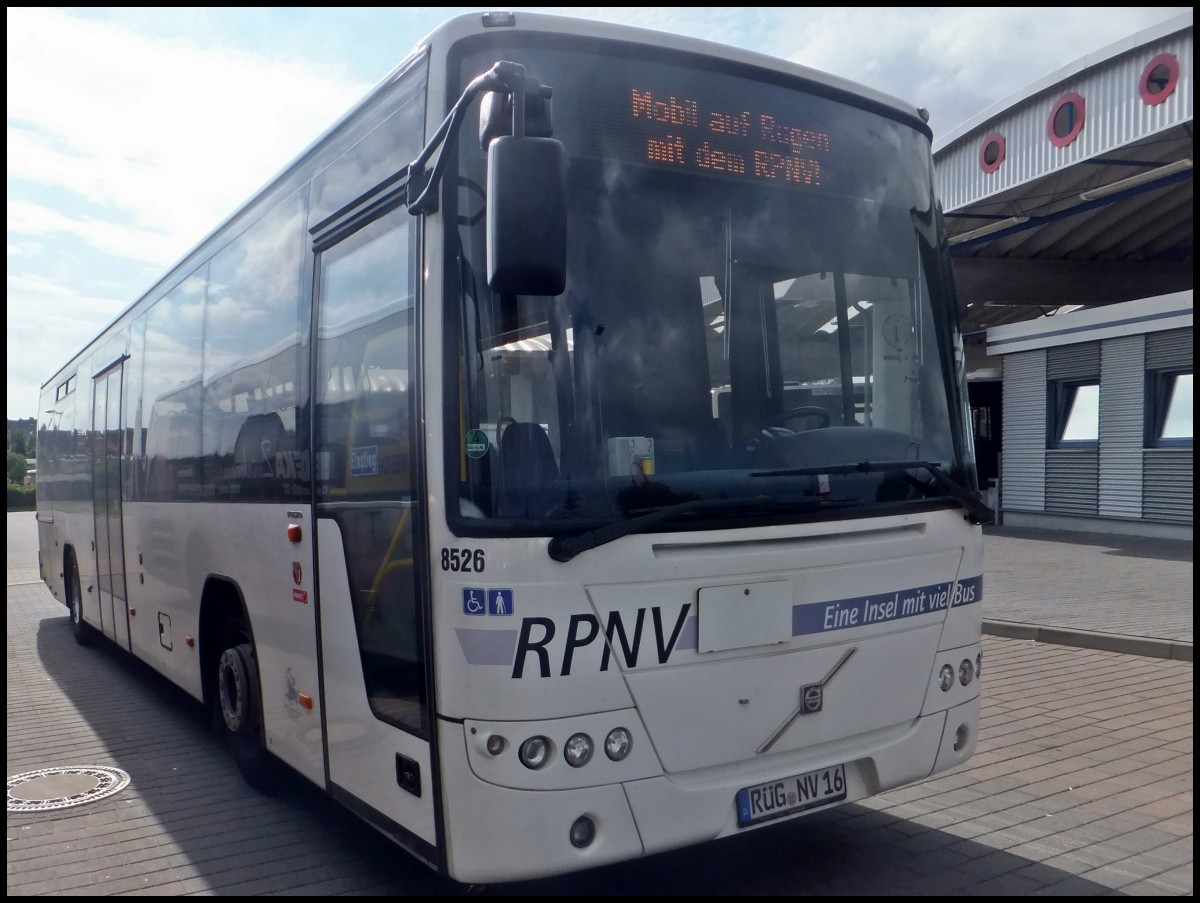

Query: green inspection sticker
left=464, top=429, right=490, bottom=459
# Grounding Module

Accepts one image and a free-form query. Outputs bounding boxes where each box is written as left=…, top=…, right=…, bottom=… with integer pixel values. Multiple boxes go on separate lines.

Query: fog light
left=959, top=659, right=974, bottom=686
left=569, top=815, right=596, bottom=848
left=485, top=735, right=506, bottom=756
left=604, top=727, right=632, bottom=761
left=564, top=732, right=594, bottom=767
left=953, top=723, right=969, bottom=752
left=939, top=664, right=955, bottom=692
left=519, top=736, right=552, bottom=769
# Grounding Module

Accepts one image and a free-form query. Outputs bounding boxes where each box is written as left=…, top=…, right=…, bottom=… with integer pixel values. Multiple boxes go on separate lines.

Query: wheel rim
left=70, top=577, right=82, bottom=625
left=218, top=647, right=251, bottom=732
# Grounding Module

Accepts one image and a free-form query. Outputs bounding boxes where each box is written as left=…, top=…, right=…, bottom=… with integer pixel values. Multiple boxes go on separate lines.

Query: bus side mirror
left=486, top=136, right=567, bottom=296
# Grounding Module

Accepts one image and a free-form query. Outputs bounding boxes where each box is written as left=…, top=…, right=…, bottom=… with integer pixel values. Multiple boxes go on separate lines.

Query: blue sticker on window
left=350, top=445, right=379, bottom=476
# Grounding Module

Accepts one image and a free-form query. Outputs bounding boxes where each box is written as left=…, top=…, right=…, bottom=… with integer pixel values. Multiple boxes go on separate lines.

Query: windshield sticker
left=464, top=429, right=490, bottom=459
left=350, top=445, right=379, bottom=476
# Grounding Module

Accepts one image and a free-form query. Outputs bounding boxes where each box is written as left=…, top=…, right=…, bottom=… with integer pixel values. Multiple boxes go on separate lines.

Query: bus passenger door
left=91, top=362, right=131, bottom=649
left=312, top=207, right=437, bottom=850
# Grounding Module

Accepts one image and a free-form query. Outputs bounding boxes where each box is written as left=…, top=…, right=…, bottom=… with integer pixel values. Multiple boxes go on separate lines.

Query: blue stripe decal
left=792, top=575, right=982, bottom=637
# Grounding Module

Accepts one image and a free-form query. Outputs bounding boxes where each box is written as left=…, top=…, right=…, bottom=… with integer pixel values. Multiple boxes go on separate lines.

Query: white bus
left=36, top=11, right=991, bottom=885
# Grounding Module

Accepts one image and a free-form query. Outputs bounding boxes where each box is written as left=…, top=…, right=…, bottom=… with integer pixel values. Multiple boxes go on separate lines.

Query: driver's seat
left=497, top=421, right=559, bottom=518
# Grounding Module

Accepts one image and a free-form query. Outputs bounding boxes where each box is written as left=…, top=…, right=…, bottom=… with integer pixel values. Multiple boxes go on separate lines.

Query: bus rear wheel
left=215, top=620, right=280, bottom=793
left=66, top=550, right=98, bottom=647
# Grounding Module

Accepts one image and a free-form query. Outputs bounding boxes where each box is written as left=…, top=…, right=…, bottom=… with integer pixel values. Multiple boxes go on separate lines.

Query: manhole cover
left=7, top=766, right=131, bottom=813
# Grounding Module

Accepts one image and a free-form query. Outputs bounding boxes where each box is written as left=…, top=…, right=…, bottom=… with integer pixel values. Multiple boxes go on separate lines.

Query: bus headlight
left=564, top=732, right=594, bottom=767
left=604, top=727, right=632, bottom=761
left=519, top=735, right=553, bottom=769
left=939, top=664, right=955, bottom=692
left=959, top=659, right=974, bottom=686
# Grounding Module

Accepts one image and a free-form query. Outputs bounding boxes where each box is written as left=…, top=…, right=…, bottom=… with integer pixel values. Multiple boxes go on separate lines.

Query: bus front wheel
left=66, top=550, right=98, bottom=647
left=215, top=620, right=280, bottom=793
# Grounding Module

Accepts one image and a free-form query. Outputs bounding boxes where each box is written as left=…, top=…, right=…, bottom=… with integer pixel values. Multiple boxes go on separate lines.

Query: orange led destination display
left=628, top=88, right=831, bottom=187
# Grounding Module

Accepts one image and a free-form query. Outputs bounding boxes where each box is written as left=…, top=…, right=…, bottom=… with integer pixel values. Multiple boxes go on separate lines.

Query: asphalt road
left=6, top=512, right=1192, bottom=895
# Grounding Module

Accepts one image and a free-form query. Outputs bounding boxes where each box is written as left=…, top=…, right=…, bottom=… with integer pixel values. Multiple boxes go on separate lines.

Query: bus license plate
left=736, top=763, right=847, bottom=827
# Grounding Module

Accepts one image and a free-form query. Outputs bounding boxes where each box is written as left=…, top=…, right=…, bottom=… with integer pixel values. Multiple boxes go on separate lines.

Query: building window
left=1139, top=53, right=1179, bottom=106
left=979, top=133, right=1006, bottom=174
left=1049, top=380, right=1099, bottom=446
left=1146, top=370, right=1192, bottom=447
left=1047, top=92, right=1085, bottom=148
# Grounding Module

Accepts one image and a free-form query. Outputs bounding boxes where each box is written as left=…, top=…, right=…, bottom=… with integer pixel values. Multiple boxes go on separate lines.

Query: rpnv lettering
left=511, top=604, right=692, bottom=678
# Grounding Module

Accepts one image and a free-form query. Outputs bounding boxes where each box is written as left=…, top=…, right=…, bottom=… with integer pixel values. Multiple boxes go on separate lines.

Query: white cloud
left=7, top=7, right=369, bottom=264
left=8, top=198, right=176, bottom=265
left=778, top=7, right=1190, bottom=134
left=7, top=8, right=372, bottom=418
left=6, top=274, right=128, bottom=416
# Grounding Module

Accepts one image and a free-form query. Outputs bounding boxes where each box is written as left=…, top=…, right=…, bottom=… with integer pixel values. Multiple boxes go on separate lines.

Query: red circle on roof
left=1139, top=53, right=1179, bottom=105
left=1047, top=93, right=1085, bottom=148
left=979, top=133, right=1006, bottom=173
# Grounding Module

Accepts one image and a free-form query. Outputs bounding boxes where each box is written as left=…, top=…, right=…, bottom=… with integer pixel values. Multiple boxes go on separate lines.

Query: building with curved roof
left=932, top=12, right=1192, bottom=537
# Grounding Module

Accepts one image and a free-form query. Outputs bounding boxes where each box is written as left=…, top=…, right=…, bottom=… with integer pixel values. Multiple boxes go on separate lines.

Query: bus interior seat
left=234, top=412, right=287, bottom=470
left=498, top=421, right=559, bottom=518
left=595, top=270, right=725, bottom=471
left=218, top=413, right=244, bottom=460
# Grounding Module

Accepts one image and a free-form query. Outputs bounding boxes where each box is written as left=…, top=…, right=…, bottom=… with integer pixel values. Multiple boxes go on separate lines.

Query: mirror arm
left=407, top=61, right=532, bottom=215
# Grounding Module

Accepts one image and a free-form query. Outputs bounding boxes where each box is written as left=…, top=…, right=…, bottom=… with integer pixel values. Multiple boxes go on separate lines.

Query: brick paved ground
left=981, top=525, right=1192, bottom=656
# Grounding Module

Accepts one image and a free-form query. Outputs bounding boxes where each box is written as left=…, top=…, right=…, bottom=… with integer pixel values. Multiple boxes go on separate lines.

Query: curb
left=983, top=619, right=1193, bottom=662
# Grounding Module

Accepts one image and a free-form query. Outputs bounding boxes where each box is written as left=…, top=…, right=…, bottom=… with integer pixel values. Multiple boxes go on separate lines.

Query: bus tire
left=215, top=619, right=280, bottom=793
left=66, top=549, right=98, bottom=647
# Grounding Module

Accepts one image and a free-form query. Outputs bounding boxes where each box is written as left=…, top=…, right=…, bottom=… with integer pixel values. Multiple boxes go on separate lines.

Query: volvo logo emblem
left=757, top=647, right=857, bottom=754
left=801, top=683, right=824, bottom=713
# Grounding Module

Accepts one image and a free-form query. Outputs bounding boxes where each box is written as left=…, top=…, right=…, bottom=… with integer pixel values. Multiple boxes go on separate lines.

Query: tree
left=8, top=449, right=29, bottom=484
left=7, top=418, right=35, bottom=452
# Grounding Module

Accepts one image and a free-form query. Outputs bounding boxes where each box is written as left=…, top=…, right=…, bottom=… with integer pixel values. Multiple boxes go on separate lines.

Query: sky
left=6, top=6, right=1190, bottom=420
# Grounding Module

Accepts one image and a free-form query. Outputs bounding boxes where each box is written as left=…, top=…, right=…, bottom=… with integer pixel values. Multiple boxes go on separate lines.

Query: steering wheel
left=759, top=406, right=832, bottom=434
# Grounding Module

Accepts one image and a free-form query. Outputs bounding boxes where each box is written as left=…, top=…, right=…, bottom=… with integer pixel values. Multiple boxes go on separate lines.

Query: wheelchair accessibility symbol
left=463, top=588, right=486, bottom=615
left=462, top=587, right=515, bottom=616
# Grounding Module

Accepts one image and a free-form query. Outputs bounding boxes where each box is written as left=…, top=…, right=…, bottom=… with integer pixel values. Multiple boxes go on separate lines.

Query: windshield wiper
left=750, top=459, right=994, bottom=526
left=547, top=495, right=852, bottom=562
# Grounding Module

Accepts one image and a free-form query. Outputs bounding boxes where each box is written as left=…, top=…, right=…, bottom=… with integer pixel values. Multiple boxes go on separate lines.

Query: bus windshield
left=449, top=39, right=970, bottom=532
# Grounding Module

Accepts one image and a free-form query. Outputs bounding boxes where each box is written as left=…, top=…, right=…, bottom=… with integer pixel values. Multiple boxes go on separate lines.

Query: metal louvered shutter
left=1099, top=336, right=1143, bottom=519
left=1145, top=328, right=1193, bottom=370
left=1001, top=350, right=1046, bottom=512
left=1144, top=450, right=1194, bottom=524
left=1047, top=343, right=1100, bottom=380
left=1143, top=328, right=1193, bottom=525
left=1046, top=449, right=1099, bottom=515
